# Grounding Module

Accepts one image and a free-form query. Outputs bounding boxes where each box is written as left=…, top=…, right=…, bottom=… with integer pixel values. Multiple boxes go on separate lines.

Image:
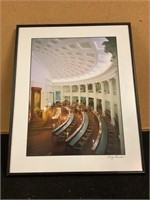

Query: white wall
left=31, top=57, right=52, bottom=108
left=31, top=56, right=51, bottom=85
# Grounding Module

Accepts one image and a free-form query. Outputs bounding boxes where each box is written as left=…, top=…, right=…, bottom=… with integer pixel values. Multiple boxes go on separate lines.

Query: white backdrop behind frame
left=8, top=24, right=144, bottom=174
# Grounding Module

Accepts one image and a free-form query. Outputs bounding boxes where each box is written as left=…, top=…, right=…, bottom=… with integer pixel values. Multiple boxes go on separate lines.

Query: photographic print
left=8, top=24, right=144, bottom=174
left=27, top=37, right=125, bottom=157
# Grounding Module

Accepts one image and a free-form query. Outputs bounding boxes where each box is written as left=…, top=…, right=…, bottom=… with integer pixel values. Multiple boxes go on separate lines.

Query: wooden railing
left=52, top=113, right=74, bottom=136
left=94, top=119, right=109, bottom=155
left=66, top=112, right=88, bottom=146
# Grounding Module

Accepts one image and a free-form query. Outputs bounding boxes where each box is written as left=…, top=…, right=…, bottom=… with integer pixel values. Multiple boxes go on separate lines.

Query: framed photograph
left=7, top=23, right=144, bottom=174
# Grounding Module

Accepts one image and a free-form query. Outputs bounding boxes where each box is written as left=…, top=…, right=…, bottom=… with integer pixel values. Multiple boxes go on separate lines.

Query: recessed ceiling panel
left=32, top=37, right=112, bottom=83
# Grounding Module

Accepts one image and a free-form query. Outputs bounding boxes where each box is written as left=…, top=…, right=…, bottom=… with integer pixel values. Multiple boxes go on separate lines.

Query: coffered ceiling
left=32, top=37, right=112, bottom=83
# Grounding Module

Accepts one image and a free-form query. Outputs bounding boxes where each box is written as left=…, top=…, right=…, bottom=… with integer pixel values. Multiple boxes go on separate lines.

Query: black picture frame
left=7, top=23, right=144, bottom=175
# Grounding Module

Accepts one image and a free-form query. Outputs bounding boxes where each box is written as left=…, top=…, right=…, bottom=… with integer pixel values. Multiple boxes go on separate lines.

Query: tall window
left=104, top=81, right=109, bottom=94
left=72, top=85, right=78, bottom=92
left=63, top=86, right=70, bottom=92
left=88, top=84, right=93, bottom=93
left=80, top=85, right=86, bottom=92
left=96, top=82, right=101, bottom=93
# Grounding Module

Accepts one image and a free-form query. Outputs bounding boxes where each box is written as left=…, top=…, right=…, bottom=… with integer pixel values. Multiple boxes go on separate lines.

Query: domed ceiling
left=32, top=37, right=112, bottom=83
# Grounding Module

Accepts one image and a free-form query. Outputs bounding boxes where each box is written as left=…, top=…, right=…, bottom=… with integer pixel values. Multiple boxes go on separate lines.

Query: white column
left=108, top=79, right=115, bottom=124
left=78, top=85, right=81, bottom=104
left=101, top=82, right=106, bottom=115
left=115, top=72, right=125, bottom=154
left=70, top=85, right=72, bottom=104
left=86, top=84, right=89, bottom=106
left=93, top=83, right=97, bottom=111
left=60, top=86, right=63, bottom=102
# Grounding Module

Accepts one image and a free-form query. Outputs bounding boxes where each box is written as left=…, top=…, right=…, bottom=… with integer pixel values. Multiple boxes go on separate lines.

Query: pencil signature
left=108, top=155, right=123, bottom=160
